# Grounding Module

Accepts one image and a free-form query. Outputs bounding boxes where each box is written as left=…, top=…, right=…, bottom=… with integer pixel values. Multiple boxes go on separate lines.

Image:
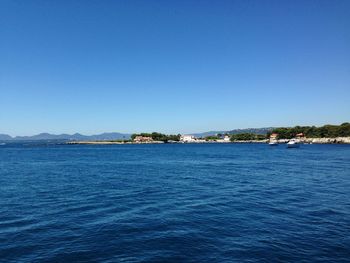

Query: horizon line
left=2, top=122, right=349, bottom=137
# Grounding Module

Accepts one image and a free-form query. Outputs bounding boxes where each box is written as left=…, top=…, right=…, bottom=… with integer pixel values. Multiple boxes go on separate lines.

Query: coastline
left=66, top=141, right=165, bottom=145
left=66, top=137, right=350, bottom=145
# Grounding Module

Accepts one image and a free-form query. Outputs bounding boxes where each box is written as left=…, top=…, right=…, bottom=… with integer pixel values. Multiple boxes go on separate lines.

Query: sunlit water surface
left=1, top=143, right=350, bottom=262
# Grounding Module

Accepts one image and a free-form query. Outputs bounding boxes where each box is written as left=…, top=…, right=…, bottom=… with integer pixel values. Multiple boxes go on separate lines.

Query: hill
left=0, top=132, right=131, bottom=141
left=193, top=128, right=273, bottom=137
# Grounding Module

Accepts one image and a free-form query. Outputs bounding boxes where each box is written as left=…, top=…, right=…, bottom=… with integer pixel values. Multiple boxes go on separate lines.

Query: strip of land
left=67, top=137, right=350, bottom=145
left=63, top=123, right=350, bottom=145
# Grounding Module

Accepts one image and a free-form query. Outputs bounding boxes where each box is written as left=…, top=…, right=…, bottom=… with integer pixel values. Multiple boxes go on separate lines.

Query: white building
left=223, top=135, right=231, bottom=142
left=180, top=135, right=197, bottom=142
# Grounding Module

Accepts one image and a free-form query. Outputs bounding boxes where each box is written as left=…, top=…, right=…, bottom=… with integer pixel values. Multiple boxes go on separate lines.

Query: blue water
left=0, top=143, right=350, bottom=262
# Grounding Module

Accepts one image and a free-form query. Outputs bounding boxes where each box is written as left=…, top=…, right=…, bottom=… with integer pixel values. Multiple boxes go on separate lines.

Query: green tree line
left=131, top=123, right=350, bottom=142
left=131, top=132, right=180, bottom=142
left=230, top=133, right=266, bottom=141
left=269, top=123, right=350, bottom=139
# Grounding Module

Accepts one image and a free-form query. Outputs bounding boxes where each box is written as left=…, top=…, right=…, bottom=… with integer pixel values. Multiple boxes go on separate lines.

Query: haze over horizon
left=0, top=121, right=349, bottom=138
left=1, top=0, right=349, bottom=136
left=1, top=122, right=349, bottom=138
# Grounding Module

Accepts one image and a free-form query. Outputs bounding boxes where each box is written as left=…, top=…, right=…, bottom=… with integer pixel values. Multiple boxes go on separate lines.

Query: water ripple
left=0, top=143, right=350, bottom=262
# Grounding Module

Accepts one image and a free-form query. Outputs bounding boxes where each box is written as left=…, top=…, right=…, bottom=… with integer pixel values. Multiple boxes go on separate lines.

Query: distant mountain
left=193, top=127, right=273, bottom=137
left=85, top=133, right=131, bottom=141
left=226, top=127, right=273, bottom=135
left=0, top=128, right=272, bottom=141
left=0, top=134, right=12, bottom=140
left=0, top=132, right=131, bottom=141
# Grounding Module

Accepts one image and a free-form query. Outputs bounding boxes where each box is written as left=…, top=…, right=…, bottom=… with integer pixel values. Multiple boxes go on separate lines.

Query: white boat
left=287, top=139, right=300, bottom=148
left=269, top=141, right=278, bottom=146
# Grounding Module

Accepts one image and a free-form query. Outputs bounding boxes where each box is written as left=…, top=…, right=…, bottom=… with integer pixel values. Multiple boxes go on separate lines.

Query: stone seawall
left=303, top=137, right=350, bottom=144
left=230, top=137, right=350, bottom=144
left=66, top=137, right=350, bottom=145
left=273, top=137, right=350, bottom=144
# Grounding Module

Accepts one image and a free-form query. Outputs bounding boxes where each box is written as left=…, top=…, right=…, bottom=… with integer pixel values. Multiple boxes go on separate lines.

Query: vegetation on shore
left=204, top=134, right=265, bottom=141
left=224, top=123, right=350, bottom=141
left=131, top=132, right=180, bottom=142
left=130, top=123, right=350, bottom=143
left=203, top=135, right=223, bottom=141
left=268, top=123, right=350, bottom=139
left=70, top=123, right=350, bottom=144
left=230, top=133, right=266, bottom=141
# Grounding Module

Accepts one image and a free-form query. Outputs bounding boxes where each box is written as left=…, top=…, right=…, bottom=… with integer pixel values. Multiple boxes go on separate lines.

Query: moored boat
left=287, top=139, right=300, bottom=148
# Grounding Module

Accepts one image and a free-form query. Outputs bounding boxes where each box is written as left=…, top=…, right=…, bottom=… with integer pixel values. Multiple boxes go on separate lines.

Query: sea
left=0, top=142, right=350, bottom=262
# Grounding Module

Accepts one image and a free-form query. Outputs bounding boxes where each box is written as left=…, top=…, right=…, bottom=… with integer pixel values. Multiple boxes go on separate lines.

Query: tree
left=270, top=123, right=350, bottom=138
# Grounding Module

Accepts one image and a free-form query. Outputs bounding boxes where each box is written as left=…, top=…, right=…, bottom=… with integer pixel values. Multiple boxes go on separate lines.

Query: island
left=67, top=123, right=350, bottom=145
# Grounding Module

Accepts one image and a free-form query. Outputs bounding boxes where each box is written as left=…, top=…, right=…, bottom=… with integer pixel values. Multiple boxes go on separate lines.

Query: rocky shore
left=270, top=137, right=350, bottom=144
left=66, top=141, right=164, bottom=145
left=303, top=137, right=350, bottom=144
left=66, top=137, right=350, bottom=145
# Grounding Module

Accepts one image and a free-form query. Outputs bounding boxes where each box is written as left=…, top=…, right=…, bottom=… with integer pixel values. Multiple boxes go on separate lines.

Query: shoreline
left=66, top=137, right=350, bottom=145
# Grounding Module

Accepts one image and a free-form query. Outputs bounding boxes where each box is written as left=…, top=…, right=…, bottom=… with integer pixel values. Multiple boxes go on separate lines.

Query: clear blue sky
left=1, top=0, right=349, bottom=136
